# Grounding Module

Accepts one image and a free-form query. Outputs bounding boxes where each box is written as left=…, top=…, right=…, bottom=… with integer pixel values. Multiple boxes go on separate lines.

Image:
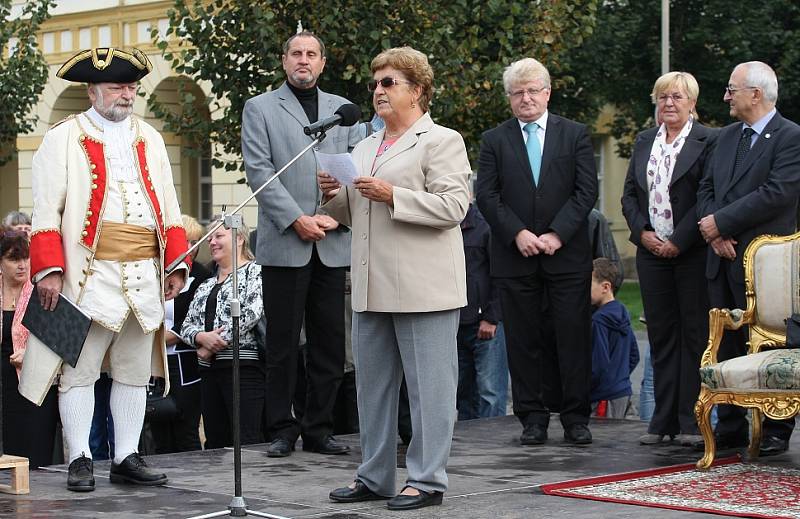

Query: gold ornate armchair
left=695, top=231, right=800, bottom=469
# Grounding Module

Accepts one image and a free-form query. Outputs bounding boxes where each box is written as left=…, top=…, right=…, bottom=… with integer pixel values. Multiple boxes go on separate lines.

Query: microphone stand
left=185, top=131, right=327, bottom=519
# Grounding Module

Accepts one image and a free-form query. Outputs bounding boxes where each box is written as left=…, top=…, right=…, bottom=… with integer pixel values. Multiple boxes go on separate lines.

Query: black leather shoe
left=266, top=438, right=295, bottom=458
left=302, top=435, right=350, bottom=455
left=759, top=435, right=789, bottom=456
left=387, top=488, right=443, bottom=511
left=329, top=480, right=387, bottom=503
left=564, top=424, right=593, bottom=445
left=110, top=453, right=168, bottom=486
left=692, top=432, right=749, bottom=451
left=67, top=453, right=95, bottom=492
left=520, top=423, right=547, bottom=445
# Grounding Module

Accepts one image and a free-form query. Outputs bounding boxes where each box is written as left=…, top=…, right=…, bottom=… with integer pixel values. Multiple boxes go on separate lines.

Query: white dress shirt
left=518, top=110, right=548, bottom=154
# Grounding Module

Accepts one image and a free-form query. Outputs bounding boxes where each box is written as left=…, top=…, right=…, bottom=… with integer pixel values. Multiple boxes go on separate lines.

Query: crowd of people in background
left=1, top=26, right=796, bottom=513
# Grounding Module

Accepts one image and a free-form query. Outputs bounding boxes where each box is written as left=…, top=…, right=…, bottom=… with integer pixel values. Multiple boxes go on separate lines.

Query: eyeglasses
left=507, top=87, right=549, bottom=99
left=367, top=77, right=413, bottom=92
left=725, top=85, right=758, bottom=95
left=657, top=93, right=687, bottom=103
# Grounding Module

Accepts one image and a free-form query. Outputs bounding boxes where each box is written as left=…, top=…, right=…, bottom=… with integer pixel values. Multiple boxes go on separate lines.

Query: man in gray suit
left=242, top=31, right=362, bottom=457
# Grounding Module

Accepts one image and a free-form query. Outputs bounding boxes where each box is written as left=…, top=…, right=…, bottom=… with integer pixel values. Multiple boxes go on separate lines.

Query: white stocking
left=59, top=384, right=95, bottom=463
left=109, top=380, right=146, bottom=464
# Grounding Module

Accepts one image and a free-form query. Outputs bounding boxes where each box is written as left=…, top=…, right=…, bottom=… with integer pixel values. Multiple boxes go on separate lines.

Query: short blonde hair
left=503, top=58, right=551, bottom=93
left=181, top=214, right=204, bottom=242
left=207, top=218, right=255, bottom=261
left=371, top=47, right=434, bottom=112
left=650, top=71, right=699, bottom=104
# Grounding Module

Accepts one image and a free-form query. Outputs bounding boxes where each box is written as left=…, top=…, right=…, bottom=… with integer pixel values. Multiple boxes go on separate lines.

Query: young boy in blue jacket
left=590, top=258, right=640, bottom=418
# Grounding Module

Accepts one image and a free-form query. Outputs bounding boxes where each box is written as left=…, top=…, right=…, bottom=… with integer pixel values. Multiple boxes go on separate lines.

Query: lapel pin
left=765, top=133, right=771, bottom=139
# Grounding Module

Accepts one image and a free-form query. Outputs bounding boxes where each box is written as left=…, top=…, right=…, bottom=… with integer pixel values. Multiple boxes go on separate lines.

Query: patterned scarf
left=647, top=117, right=693, bottom=240
left=0, top=274, right=33, bottom=380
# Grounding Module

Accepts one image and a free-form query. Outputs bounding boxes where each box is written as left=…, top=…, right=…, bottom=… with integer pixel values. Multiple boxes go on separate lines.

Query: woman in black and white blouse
left=181, top=220, right=264, bottom=448
left=621, top=72, right=717, bottom=447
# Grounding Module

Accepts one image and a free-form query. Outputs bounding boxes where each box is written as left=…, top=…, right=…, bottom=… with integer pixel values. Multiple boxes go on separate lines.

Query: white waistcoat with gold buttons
left=76, top=111, right=164, bottom=333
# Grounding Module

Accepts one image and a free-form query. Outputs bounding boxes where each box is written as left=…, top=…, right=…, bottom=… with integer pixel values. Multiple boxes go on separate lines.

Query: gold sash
left=94, top=221, right=159, bottom=261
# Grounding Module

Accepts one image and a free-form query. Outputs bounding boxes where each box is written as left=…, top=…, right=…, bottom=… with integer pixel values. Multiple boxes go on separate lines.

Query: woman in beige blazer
left=321, top=47, right=471, bottom=511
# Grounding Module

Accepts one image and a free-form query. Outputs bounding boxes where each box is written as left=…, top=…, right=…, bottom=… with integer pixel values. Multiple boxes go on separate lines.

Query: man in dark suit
left=697, top=61, right=800, bottom=455
left=241, top=31, right=362, bottom=457
left=476, top=57, right=598, bottom=445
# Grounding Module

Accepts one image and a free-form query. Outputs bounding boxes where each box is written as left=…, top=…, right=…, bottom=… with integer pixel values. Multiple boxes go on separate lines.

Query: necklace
left=3, top=285, right=21, bottom=310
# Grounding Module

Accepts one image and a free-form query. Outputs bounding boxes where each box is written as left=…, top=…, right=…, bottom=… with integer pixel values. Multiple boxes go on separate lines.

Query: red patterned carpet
left=541, top=457, right=800, bottom=518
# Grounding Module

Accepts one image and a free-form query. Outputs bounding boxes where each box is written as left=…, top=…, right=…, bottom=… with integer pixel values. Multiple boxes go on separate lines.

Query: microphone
left=303, top=103, right=362, bottom=135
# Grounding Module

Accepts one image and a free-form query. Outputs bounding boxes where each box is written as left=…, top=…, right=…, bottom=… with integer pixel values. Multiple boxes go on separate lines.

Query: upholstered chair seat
left=700, top=349, right=800, bottom=391
left=695, top=232, right=800, bottom=469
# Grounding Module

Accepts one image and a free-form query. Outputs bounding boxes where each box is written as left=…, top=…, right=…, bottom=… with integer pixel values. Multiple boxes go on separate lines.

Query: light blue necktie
left=524, top=122, right=542, bottom=186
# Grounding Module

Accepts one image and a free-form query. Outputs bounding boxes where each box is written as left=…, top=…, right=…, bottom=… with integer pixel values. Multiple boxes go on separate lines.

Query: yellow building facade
left=4, top=0, right=258, bottom=229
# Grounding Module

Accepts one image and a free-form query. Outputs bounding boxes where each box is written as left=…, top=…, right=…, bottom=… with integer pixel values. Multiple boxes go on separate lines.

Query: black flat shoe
left=520, top=423, right=547, bottom=445
left=110, top=453, right=168, bottom=486
left=329, top=480, right=387, bottom=503
left=387, top=487, right=443, bottom=511
left=760, top=435, right=789, bottom=456
left=564, top=424, right=593, bottom=445
left=67, top=453, right=95, bottom=492
left=302, top=435, right=350, bottom=455
left=266, top=438, right=295, bottom=458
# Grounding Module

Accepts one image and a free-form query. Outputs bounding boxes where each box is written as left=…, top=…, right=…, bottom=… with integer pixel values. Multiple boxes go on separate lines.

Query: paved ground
left=3, top=413, right=797, bottom=518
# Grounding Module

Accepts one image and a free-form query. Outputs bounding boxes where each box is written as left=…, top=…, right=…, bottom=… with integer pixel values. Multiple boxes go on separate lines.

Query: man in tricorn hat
left=19, top=47, right=190, bottom=492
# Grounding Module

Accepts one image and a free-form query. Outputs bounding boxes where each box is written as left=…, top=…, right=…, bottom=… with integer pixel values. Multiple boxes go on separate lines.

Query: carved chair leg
left=695, top=388, right=716, bottom=469
left=749, top=409, right=763, bottom=460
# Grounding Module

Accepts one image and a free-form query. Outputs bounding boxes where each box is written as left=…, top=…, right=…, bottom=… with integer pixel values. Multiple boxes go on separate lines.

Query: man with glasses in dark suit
left=697, top=61, right=800, bottom=456
left=476, top=57, right=598, bottom=447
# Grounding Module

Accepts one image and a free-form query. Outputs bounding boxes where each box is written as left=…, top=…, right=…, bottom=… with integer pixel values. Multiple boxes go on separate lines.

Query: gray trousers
left=352, top=309, right=459, bottom=495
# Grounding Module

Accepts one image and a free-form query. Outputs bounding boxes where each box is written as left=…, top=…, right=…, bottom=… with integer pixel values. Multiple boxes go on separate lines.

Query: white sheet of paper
left=315, top=152, right=359, bottom=186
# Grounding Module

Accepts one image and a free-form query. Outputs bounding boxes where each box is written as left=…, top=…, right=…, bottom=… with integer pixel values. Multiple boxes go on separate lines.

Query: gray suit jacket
left=242, top=82, right=363, bottom=267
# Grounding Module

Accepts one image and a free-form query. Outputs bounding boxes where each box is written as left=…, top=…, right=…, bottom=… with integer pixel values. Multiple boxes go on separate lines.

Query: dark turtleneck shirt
left=287, top=82, right=319, bottom=124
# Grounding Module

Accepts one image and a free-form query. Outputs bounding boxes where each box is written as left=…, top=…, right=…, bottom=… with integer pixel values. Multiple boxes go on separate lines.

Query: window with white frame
left=198, top=144, right=212, bottom=224
left=592, top=136, right=605, bottom=214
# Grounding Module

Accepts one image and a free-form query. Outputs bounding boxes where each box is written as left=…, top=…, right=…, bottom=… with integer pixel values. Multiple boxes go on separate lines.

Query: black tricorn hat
left=57, top=48, right=152, bottom=83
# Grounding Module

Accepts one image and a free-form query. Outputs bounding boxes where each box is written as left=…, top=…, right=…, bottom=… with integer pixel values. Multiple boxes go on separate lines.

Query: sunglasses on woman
left=367, top=77, right=413, bottom=92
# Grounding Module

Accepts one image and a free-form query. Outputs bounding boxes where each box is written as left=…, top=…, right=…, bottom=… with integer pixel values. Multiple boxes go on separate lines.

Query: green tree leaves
left=567, top=0, right=800, bottom=157
left=149, top=0, right=600, bottom=170
left=0, top=0, right=53, bottom=165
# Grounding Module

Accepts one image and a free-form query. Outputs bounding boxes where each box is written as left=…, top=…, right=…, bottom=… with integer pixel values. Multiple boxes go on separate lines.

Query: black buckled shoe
left=759, top=435, right=789, bottom=457
left=520, top=423, right=548, bottom=445
left=67, top=453, right=95, bottom=492
left=110, top=453, right=168, bottom=486
left=329, top=480, right=387, bottom=503
left=564, top=424, right=593, bottom=445
left=302, top=435, right=350, bottom=455
left=387, top=487, right=443, bottom=511
left=266, top=438, right=295, bottom=458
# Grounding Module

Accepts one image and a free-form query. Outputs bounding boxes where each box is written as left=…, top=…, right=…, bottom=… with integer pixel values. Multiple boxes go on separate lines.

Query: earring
left=411, top=102, right=416, bottom=108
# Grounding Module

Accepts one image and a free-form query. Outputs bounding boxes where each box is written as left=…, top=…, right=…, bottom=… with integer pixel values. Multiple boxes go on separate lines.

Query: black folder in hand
left=22, top=292, right=91, bottom=368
